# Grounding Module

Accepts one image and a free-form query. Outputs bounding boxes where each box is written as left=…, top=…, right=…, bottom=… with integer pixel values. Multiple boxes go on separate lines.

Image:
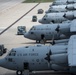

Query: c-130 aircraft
left=39, top=11, right=76, bottom=24
left=46, top=3, right=76, bottom=13
left=0, top=35, right=76, bottom=75
left=50, top=0, right=76, bottom=6
left=24, top=20, right=76, bottom=43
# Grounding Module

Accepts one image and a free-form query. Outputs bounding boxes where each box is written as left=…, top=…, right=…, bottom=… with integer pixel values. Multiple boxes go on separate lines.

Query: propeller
left=66, top=0, right=69, bottom=4
left=63, top=13, right=66, bottom=18
left=51, top=25, right=60, bottom=45
left=65, top=5, right=75, bottom=10
left=51, top=25, right=61, bottom=45
left=44, top=50, right=52, bottom=68
left=51, top=20, right=55, bottom=23
left=66, top=0, right=74, bottom=4
left=55, top=25, right=60, bottom=33
left=51, top=33, right=55, bottom=45
left=65, top=6, right=68, bottom=9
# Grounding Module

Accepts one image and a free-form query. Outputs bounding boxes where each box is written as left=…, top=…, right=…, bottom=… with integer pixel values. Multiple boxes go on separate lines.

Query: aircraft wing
left=68, top=35, right=76, bottom=66
left=54, top=39, right=69, bottom=45
left=70, top=20, right=76, bottom=32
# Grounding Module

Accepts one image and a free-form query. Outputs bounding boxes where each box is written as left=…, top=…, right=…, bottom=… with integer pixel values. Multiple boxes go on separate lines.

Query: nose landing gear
left=41, top=34, right=46, bottom=44
left=16, top=62, right=29, bottom=75
left=16, top=71, right=22, bottom=75
left=36, top=34, right=46, bottom=44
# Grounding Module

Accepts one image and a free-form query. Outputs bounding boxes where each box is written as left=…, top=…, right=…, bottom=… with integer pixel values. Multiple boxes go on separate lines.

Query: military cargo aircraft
left=38, top=12, right=67, bottom=24
left=50, top=0, right=76, bottom=6
left=0, top=35, right=76, bottom=75
left=24, top=20, right=76, bottom=43
left=46, top=5, right=67, bottom=13
left=39, top=11, right=76, bottom=24
left=63, top=11, right=76, bottom=20
left=46, top=4, right=76, bottom=13
left=65, top=3, right=76, bottom=10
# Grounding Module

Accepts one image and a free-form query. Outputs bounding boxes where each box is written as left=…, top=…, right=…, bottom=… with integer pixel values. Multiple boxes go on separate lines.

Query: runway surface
left=0, top=0, right=70, bottom=75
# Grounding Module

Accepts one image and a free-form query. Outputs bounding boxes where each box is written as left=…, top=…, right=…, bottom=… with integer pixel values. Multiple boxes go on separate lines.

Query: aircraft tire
left=16, top=71, right=22, bottom=75
left=36, top=40, right=40, bottom=43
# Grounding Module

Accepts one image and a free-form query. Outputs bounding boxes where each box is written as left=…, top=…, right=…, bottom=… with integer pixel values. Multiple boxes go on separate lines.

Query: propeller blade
left=65, top=6, right=68, bottom=9
left=45, top=50, right=52, bottom=62
left=44, top=50, right=52, bottom=68
left=49, top=50, right=52, bottom=55
left=48, top=62, right=51, bottom=68
left=66, top=0, right=69, bottom=3
left=63, top=13, right=66, bottom=18
left=55, top=25, right=60, bottom=33
left=51, top=32, right=55, bottom=45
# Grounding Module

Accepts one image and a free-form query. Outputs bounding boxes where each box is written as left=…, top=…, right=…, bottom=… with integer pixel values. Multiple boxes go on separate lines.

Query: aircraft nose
left=0, top=58, right=5, bottom=67
left=24, top=32, right=29, bottom=38
left=45, top=10, right=48, bottom=13
left=38, top=19, right=42, bottom=23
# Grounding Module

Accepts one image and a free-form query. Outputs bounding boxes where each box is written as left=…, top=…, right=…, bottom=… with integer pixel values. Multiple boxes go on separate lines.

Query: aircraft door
left=24, top=62, right=29, bottom=70
left=41, top=34, right=45, bottom=40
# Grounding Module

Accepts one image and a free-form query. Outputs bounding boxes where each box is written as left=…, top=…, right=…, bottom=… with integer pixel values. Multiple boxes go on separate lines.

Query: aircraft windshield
left=30, top=26, right=36, bottom=30
left=8, top=49, right=16, bottom=56
left=43, top=15, right=47, bottom=18
left=42, top=15, right=47, bottom=20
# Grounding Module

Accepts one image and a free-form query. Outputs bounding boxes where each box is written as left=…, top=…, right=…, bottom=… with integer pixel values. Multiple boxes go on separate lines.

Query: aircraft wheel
left=16, top=71, right=22, bottom=75
left=39, top=40, right=40, bottom=43
left=36, top=40, right=40, bottom=43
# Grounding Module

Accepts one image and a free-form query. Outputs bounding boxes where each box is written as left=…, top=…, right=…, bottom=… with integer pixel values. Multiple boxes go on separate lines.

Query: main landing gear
left=16, top=71, right=22, bottom=75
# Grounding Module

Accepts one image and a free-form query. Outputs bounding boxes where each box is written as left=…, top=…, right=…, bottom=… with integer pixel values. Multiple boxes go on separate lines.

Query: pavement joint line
left=0, top=2, right=40, bottom=35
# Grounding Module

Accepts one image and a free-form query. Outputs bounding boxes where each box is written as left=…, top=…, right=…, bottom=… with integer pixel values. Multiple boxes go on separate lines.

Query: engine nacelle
left=63, top=12, right=74, bottom=20
left=67, top=0, right=74, bottom=4
left=51, top=53, right=68, bottom=64
left=66, top=5, right=74, bottom=10
left=51, top=45, right=67, bottom=54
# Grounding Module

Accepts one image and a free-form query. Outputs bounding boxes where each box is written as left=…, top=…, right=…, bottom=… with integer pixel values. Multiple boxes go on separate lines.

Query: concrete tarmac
left=0, top=0, right=70, bottom=75
left=0, top=0, right=24, bottom=13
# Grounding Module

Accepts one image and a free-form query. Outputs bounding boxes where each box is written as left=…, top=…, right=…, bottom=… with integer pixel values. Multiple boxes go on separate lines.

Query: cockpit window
left=44, top=18, right=46, bottom=20
left=8, top=58, right=13, bottom=62
left=43, top=15, right=47, bottom=18
left=30, top=26, right=36, bottom=30
left=43, top=15, right=47, bottom=20
left=8, top=49, right=16, bottom=56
